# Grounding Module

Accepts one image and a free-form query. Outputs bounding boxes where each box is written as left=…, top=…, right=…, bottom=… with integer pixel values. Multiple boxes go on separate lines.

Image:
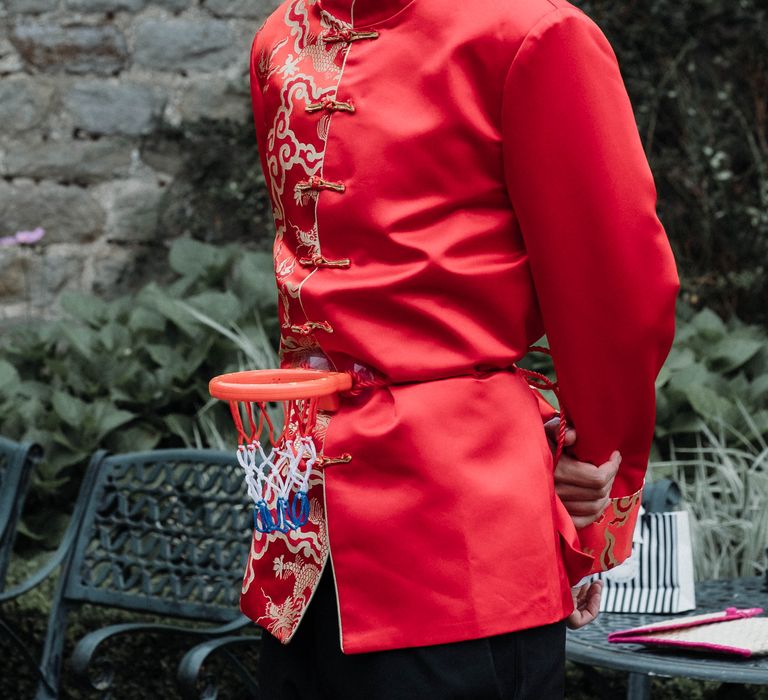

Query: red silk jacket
left=244, top=0, right=679, bottom=653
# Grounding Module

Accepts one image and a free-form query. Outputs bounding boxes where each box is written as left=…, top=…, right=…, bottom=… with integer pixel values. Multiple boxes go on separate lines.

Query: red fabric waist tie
left=338, top=346, right=569, bottom=467
left=513, top=345, right=568, bottom=468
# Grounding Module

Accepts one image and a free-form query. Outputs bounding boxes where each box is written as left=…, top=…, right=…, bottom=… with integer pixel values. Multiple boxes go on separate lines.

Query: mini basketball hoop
left=209, top=369, right=352, bottom=534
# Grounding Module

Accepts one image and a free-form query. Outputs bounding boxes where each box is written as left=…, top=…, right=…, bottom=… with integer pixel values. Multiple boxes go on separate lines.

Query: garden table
left=566, top=576, right=768, bottom=700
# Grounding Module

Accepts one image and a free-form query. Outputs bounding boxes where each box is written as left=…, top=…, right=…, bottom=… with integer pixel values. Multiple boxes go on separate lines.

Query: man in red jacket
left=256, top=420, right=619, bottom=698
left=245, top=0, right=679, bottom=696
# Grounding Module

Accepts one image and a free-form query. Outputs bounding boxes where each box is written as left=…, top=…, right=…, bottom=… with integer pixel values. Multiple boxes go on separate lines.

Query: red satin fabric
left=246, top=0, right=679, bottom=653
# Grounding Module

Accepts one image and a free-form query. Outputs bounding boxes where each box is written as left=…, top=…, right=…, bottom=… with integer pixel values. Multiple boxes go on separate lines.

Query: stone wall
left=0, top=0, right=277, bottom=325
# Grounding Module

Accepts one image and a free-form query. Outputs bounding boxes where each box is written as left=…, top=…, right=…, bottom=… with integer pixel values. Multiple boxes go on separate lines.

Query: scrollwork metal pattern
left=70, top=453, right=251, bottom=621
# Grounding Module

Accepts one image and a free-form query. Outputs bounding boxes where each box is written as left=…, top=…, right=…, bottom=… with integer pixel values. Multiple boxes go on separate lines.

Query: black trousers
left=258, top=564, right=566, bottom=700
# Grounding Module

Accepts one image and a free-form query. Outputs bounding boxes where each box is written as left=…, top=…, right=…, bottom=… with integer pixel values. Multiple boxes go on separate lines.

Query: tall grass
left=176, top=300, right=280, bottom=451
left=650, top=404, right=768, bottom=580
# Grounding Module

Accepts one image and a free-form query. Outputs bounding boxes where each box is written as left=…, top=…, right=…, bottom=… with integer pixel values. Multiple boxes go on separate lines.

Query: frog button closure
left=321, top=28, right=380, bottom=43
left=294, top=175, right=345, bottom=196
left=305, top=97, right=356, bottom=114
left=290, top=320, right=334, bottom=336
left=297, top=254, right=351, bottom=269
left=289, top=25, right=382, bottom=336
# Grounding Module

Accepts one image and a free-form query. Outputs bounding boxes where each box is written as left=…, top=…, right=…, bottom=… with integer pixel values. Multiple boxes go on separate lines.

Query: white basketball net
left=228, top=398, right=320, bottom=533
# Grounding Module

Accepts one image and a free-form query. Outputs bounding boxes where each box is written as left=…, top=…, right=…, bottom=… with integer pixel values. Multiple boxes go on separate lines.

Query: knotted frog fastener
left=295, top=176, right=346, bottom=194
left=306, top=98, right=355, bottom=114
left=298, top=254, right=351, bottom=268
left=290, top=320, right=334, bottom=335
left=322, top=29, right=379, bottom=43
left=316, top=453, right=353, bottom=467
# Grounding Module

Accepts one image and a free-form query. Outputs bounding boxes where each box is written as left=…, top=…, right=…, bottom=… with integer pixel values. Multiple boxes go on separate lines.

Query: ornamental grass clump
left=651, top=409, right=768, bottom=580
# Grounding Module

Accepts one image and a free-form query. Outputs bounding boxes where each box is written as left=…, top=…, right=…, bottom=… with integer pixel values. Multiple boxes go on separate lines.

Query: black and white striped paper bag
left=589, top=507, right=696, bottom=613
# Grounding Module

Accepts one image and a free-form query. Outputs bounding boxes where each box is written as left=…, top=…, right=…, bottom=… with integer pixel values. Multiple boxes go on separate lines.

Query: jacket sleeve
left=501, top=8, right=680, bottom=580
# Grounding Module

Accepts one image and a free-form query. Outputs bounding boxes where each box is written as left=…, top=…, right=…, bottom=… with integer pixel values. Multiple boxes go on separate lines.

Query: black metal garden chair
left=29, top=448, right=260, bottom=700
left=0, top=436, right=62, bottom=689
left=0, top=436, right=43, bottom=589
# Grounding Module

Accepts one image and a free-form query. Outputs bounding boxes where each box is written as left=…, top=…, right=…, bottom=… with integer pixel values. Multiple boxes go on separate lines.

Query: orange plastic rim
left=209, top=369, right=352, bottom=402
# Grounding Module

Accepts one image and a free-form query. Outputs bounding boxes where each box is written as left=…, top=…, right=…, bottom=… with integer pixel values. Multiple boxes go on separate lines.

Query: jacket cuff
left=578, top=487, right=643, bottom=575
left=555, top=486, right=643, bottom=586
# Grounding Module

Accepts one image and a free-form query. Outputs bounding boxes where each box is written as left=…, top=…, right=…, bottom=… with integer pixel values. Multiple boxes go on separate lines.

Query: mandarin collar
left=314, top=0, right=414, bottom=27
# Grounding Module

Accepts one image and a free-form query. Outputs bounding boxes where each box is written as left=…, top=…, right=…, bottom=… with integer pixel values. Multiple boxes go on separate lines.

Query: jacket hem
left=338, top=606, right=573, bottom=654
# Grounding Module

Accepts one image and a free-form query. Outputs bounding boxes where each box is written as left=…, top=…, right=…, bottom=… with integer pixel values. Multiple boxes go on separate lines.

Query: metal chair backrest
left=0, top=436, right=42, bottom=588
left=63, top=448, right=251, bottom=622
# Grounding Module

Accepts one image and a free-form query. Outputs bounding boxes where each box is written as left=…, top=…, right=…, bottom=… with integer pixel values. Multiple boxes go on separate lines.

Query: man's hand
left=544, top=417, right=621, bottom=529
left=567, top=580, right=603, bottom=629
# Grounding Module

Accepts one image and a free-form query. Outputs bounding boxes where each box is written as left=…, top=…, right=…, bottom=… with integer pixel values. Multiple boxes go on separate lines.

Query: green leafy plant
left=0, top=238, right=279, bottom=544
left=655, top=303, right=768, bottom=445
